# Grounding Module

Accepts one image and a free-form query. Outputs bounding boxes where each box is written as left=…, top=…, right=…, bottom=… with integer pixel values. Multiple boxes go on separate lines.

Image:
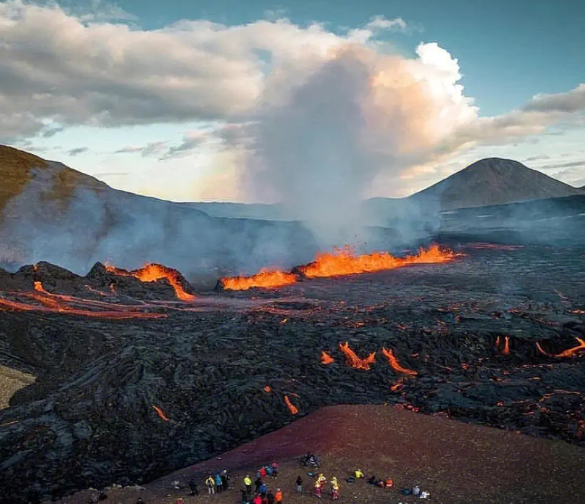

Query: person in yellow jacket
left=317, top=474, right=327, bottom=485
left=205, top=475, right=215, bottom=495
left=354, top=469, right=364, bottom=479
left=244, top=475, right=252, bottom=495
left=330, top=477, right=339, bottom=501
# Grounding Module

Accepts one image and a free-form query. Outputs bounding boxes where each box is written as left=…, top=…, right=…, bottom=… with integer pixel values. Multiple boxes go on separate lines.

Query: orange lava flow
left=502, top=336, right=510, bottom=355
left=106, top=263, right=195, bottom=301
left=338, top=342, right=376, bottom=370
left=0, top=297, right=165, bottom=319
left=220, top=268, right=298, bottom=291
left=381, top=348, right=418, bottom=376
left=34, top=281, right=49, bottom=294
left=321, top=351, right=334, bottom=365
left=298, top=244, right=455, bottom=278
left=152, top=404, right=169, bottom=421
left=536, top=337, right=585, bottom=358
left=284, top=395, right=298, bottom=415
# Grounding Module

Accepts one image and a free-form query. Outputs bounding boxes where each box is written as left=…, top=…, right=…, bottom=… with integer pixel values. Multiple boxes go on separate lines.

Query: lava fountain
left=106, top=263, right=195, bottom=301
left=219, top=244, right=456, bottom=290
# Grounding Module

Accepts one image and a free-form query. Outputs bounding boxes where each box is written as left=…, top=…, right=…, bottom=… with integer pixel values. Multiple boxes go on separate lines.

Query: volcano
left=0, top=244, right=584, bottom=503
left=409, top=157, right=583, bottom=210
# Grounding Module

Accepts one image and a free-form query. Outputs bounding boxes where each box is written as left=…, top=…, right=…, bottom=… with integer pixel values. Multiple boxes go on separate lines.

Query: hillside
left=0, top=146, right=317, bottom=278
left=409, top=157, right=583, bottom=210
left=54, top=405, right=585, bottom=504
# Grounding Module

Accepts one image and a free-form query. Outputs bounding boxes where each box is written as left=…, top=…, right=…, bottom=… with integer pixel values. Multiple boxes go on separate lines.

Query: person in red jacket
left=253, top=494, right=262, bottom=504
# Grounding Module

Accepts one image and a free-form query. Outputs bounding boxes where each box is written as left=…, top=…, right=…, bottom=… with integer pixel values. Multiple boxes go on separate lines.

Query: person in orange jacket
left=275, top=488, right=283, bottom=504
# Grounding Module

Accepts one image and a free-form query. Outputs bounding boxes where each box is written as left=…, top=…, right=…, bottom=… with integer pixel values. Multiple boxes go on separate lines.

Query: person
left=314, top=481, right=322, bottom=499
left=215, top=473, right=223, bottom=493
left=384, top=478, right=394, bottom=489
left=266, top=489, right=275, bottom=504
left=136, top=498, right=145, bottom=504
left=296, top=475, right=303, bottom=494
left=275, top=488, right=283, bottom=504
left=259, top=482, right=267, bottom=497
left=317, top=474, right=327, bottom=486
left=221, top=469, right=229, bottom=491
left=354, top=469, right=364, bottom=479
left=271, top=462, right=278, bottom=478
left=330, top=478, right=339, bottom=501
left=253, top=494, right=262, bottom=504
left=244, top=475, right=253, bottom=495
left=241, top=488, right=249, bottom=504
left=175, top=499, right=185, bottom=504
left=206, top=475, right=215, bottom=495
left=259, top=466, right=267, bottom=478
left=255, top=476, right=263, bottom=493
left=265, top=465, right=273, bottom=477
left=189, top=478, right=199, bottom=496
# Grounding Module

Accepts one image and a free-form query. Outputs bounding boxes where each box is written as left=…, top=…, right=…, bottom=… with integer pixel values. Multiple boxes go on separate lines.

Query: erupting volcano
left=219, top=268, right=297, bottom=291
left=105, top=263, right=195, bottom=301
left=219, top=244, right=455, bottom=290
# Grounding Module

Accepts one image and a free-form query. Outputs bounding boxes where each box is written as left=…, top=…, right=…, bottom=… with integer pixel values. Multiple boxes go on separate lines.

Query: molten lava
left=220, top=268, right=298, bottom=291
left=34, top=281, right=49, bottom=294
left=338, top=342, right=376, bottom=370
left=321, top=351, right=334, bottom=365
left=536, top=338, right=585, bottom=358
left=284, top=395, right=299, bottom=415
left=298, top=244, right=455, bottom=278
left=503, top=336, right=510, bottom=355
left=381, top=348, right=418, bottom=376
left=219, top=244, right=455, bottom=290
left=106, top=263, right=195, bottom=301
left=152, top=404, right=169, bottom=421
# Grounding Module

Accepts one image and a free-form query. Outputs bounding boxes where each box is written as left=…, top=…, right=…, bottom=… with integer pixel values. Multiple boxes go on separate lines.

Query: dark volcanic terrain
left=0, top=244, right=584, bottom=503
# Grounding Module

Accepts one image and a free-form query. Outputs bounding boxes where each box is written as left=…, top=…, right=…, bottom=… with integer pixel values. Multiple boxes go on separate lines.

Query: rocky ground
left=0, top=243, right=584, bottom=503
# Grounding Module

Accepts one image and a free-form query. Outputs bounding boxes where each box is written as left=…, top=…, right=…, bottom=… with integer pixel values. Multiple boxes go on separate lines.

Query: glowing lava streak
left=220, top=268, right=297, bottom=291
left=298, top=244, right=455, bottom=278
left=284, top=395, right=299, bottom=415
left=339, top=342, right=376, bottom=370
left=106, top=263, right=195, bottom=301
left=536, top=337, right=585, bottom=358
left=502, top=336, right=510, bottom=355
left=152, top=405, right=169, bottom=421
left=381, top=348, right=418, bottom=376
left=321, top=351, right=334, bottom=365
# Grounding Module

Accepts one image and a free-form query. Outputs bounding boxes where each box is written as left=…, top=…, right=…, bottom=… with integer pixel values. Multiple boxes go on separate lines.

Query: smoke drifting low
left=245, top=44, right=477, bottom=248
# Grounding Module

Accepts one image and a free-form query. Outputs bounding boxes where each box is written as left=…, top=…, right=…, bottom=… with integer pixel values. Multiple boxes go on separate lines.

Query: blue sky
left=3, top=0, right=585, bottom=200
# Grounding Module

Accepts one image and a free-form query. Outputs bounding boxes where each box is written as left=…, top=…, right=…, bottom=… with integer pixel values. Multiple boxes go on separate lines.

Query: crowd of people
left=127, top=452, right=428, bottom=503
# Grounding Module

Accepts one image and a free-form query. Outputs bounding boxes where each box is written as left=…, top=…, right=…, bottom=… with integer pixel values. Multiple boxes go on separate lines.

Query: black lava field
left=0, top=243, right=584, bottom=503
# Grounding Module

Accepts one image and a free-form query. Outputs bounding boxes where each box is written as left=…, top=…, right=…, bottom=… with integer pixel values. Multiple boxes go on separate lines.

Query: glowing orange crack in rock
left=152, top=404, right=169, bottom=421
left=284, top=395, right=298, bottom=415
left=321, top=351, right=334, bottom=365
left=338, top=342, right=376, bottom=370
left=536, top=337, right=585, bottom=358
left=381, top=348, right=418, bottom=376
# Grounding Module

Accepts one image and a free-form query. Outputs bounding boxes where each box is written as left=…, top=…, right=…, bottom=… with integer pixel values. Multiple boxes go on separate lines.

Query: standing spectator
left=244, top=475, right=253, bottom=495
left=253, top=494, right=262, bottom=504
left=314, top=481, right=322, bottom=499
left=275, top=488, right=283, bottom=504
left=259, top=482, right=267, bottom=498
left=241, top=488, right=249, bottom=504
left=221, top=469, right=229, bottom=491
left=255, top=476, right=263, bottom=493
left=215, top=473, right=223, bottom=493
left=259, top=467, right=267, bottom=479
left=296, top=476, right=303, bottom=494
left=271, top=462, right=278, bottom=478
left=206, top=475, right=215, bottom=495
left=266, top=490, right=275, bottom=504
left=175, top=499, right=185, bottom=504
left=189, top=478, right=199, bottom=496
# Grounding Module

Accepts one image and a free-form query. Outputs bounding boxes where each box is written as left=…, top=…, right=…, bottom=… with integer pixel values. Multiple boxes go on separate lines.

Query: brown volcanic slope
left=0, top=145, right=107, bottom=216
left=409, top=157, right=583, bottom=210
left=56, top=405, right=585, bottom=504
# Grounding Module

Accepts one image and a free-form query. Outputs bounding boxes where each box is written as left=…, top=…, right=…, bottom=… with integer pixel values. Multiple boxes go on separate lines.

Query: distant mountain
left=409, top=157, right=583, bottom=210
left=0, top=146, right=316, bottom=278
